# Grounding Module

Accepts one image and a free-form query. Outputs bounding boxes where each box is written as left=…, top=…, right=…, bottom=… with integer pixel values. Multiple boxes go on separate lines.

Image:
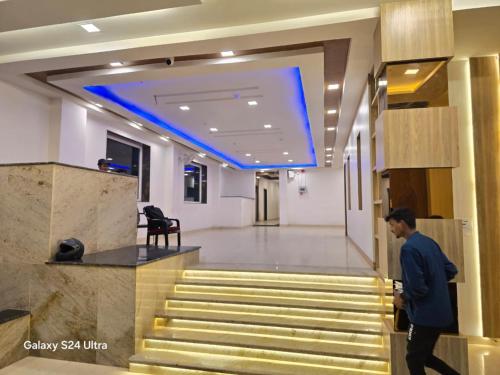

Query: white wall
left=344, top=86, right=374, bottom=260
left=0, top=80, right=51, bottom=163
left=280, top=167, right=345, bottom=226
left=220, top=168, right=255, bottom=198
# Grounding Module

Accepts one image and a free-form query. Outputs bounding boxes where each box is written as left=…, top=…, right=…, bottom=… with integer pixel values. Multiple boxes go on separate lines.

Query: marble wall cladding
left=0, top=165, right=53, bottom=264
left=135, top=250, right=200, bottom=353
left=29, top=264, right=99, bottom=364
left=0, top=264, right=31, bottom=311
left=96, top=267, right=136, bottom=367
left=29, top=264, right=137, bottom=367
left=0, top=315, right=30, bottom=369
left=49, top=165, right=138, bottom=258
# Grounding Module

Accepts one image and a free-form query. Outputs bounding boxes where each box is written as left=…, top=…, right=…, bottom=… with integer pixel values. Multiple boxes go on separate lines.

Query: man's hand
left=393, top=291, right=405, bottom=309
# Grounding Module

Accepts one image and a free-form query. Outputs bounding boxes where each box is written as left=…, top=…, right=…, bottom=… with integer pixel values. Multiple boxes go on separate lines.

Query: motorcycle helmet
left=55, top=238, right=85, bottom=261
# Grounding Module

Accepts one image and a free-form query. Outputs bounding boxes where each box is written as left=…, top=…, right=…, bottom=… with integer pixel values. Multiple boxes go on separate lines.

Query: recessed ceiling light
left=245, top=153, right=251, bottom=157
left=248, top=100, right=258, bottom=106
left=129, top=123, right=142, bottom=130
left=405, top=68, right=419, bottom=75
left=221, top=51, right=234, bottom=57
left=327, top=109, right=337, bottom=115
left=179, top=105, right=190, bottom=111
left=255, top=160, right=261, bottom=164
left=283, top=151, right=289, bottom=155
left=256, top=176, right=261, bottom=179
left=327, top=83, right=340, bottom=90
left=326, top=127, right=336, bottom=131
left=209, top=128, right=218, bottom=132
left=326, top=160, right=332, bottom=163
left=94, top=103, right=103, bottom=108
left=81, top=23, right=100, bottom=33
left=264, top=124, right=272, bottom=129
left=109, top=62, right=123, bottom=67
left=198, top=153, right=206, bottom=158
left=106, top=158, right=113, bottom=161
left=378, top=79, right=388, bottom=87
left=326, top=154, right=332, bottom=157
left=325, top=147, right=333, bottom=151
left=222, top=163, right=228, bottom=168
left=160, top=136, right=170, bottom=142
left=88, top=104, right=100, bottom=111
left=288, top=159, right=293, bottom=162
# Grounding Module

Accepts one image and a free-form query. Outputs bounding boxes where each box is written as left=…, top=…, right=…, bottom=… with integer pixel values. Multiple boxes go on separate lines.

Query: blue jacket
left=400, top=231, right=458, bottom=328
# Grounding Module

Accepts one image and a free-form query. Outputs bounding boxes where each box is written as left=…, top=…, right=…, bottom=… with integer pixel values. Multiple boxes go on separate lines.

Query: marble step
left=182, top=269, right=392, bottom=294
left=169, top=284, right=393, bottom=313
left=130, top=340, right=390, bottom=375
left=160, top=299, right=386, bottom=333
left=129, top=363, right=237, bottom=375
left=148, top=319, right=386, bottom=359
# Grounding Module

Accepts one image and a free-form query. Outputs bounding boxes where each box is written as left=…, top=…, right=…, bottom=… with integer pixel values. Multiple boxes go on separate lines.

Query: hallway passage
left=153, top=226, right=375, bottom=275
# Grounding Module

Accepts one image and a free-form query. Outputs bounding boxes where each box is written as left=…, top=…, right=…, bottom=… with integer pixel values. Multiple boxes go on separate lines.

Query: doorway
left=254, top=170, right=280, bottom=226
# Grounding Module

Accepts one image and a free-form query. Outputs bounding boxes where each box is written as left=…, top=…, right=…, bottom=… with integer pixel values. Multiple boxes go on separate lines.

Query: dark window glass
left=201, top=165, right=208, bottom=204
left=106, top=138, right=140, bottom=176
left=184, top=164, right=201, bottom=202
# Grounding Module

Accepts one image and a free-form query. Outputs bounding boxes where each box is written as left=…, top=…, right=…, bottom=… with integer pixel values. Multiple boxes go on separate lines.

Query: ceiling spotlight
left=245, top=153, right=251, bottom=157
left=248, top=100, right=258, bottom=106
left=81, top=23, right=100, bottom=33
left=378, top=79, right=388, bottom=87
left=326, top=154, right=332, bottom=157
left=209, top=127, right=218, bottom=132
left=326, top=127, right=336, bottom=131
left=326, top=160, right=332, bottom=163
left=160, top=136, right=170, bottom=142
left=283, top=151, right=289, bottom=155
left=264, top=124, right=272, bottom=129
left=405, top=68, right=419, bottom=75
left=109, top=62, right=124, bottom=67
left=325, top=147, right=333, bottom=151
left=327, top=83, right=340, bottom=90
left=198, top=153, right=206, bottom=158
left=288, top=159, right=293, bottom=162
left=256, top=176, right=261, bottom=179
left=222, top=163, right=228, bottom=168
left=327, top=109, right=337, bottom=115
left=221, top=51, right=235, bottom=57
left=179, top=105, right=190, bottom=111
left=255, top=160, right=261, bottom=164
left=129, top=123, right=142, bottom=130
left=94, top=103, right=103, bottom=108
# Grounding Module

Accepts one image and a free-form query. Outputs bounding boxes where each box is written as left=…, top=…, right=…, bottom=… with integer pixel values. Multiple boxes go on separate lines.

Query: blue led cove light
left=84, top=67, right=317, bottom=169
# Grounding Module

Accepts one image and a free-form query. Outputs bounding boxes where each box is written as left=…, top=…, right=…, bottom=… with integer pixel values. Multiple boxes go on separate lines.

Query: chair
left=142, top=205, right=181, bottom=247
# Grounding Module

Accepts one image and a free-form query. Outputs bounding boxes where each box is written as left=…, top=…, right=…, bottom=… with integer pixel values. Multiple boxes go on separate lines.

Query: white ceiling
left=48, top=53, right=324, bottom=169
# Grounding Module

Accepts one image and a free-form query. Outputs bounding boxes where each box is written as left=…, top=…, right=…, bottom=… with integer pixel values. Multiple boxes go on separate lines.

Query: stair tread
left=145, top=332, right=388, bottom=360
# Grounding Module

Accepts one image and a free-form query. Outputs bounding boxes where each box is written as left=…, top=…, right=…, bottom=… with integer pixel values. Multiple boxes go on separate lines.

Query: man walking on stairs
left=385, top=208, right=460, bottom=375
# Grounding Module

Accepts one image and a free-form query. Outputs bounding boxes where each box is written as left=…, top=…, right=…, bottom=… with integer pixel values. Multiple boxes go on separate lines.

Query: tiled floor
left=147, top=225, right=375, bottom=275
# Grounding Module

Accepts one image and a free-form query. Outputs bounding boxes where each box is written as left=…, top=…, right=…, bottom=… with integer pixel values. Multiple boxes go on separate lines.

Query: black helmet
left=55, top=238, right=85, bottom=261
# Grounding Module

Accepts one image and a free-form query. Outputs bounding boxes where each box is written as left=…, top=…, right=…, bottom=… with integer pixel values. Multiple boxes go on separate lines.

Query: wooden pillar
left=469, top=55, right=500, bottom=338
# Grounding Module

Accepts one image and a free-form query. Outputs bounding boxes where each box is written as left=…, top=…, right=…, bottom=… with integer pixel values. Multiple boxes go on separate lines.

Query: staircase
left=130, top=269, right=393, bottom=375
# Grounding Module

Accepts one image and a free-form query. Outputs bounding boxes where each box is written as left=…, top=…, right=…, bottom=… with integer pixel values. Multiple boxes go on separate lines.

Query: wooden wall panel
left=378, top=218, right=464, bottom=282
left=384, top=319, right=469, bottom=375
left=380, top=0, right=454, bottom=63
left=376, top=107, right=459, bottom=170
left=469, top=55, right=500, bottom=338
left=426, top=168, right=454, bottom=218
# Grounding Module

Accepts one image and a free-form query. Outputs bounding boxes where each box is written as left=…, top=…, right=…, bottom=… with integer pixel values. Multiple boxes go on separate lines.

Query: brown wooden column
left=469, top=55, right=500, bottom=338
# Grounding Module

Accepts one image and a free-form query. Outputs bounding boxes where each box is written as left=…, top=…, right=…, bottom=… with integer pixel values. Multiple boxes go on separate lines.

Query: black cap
left=98, top=158, right=109, bottom=166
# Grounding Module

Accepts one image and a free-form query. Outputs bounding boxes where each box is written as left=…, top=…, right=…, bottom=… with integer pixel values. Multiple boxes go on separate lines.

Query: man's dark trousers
left=406, top=323, right=460, bottom=375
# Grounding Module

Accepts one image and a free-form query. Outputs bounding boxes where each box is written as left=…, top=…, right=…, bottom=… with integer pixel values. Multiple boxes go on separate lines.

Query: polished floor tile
left=468, top=338, right=500, bottom=375
left=140, top=226, right=373, bottom=274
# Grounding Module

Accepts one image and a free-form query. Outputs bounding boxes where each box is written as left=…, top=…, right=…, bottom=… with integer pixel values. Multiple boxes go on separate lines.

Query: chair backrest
left=143, top=205, right=165, bottom=220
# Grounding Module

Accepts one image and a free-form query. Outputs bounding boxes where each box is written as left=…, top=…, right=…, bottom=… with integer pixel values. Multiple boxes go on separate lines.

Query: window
left=184, top=163, right=207, bottom=203
left=357, top=133, right=363, bottom=210
left=106, top=131, right=150, bottom=202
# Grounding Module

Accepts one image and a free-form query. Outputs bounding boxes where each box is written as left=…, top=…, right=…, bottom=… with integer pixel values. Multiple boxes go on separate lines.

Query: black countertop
left=46, top=245, right=200, bottom=268
left=0, top=309, right=30, bottom=324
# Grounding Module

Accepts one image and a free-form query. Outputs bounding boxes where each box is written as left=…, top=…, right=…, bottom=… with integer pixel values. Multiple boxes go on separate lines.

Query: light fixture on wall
left=222, top=163, right=228, bottom=168
left=81, top=23, right=100, bottom=33
left=221, top=51, right=235, bottom=57
left=109, top=62, right=124, bottom=67
left=378, top=79, right=388, bottom=87
left=198, top=153, right=206, bottom=158
left=160, top=136, right=170, bottom=142
left=129, top=122, right=142, bottom=130
left=404, top=68, right=419, bottom=75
